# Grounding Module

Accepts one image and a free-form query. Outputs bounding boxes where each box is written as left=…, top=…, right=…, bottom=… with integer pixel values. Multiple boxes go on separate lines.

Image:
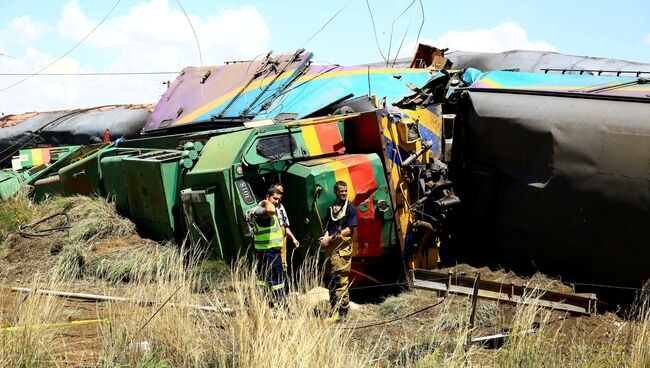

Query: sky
left=0, top=0, right=649, bottom=115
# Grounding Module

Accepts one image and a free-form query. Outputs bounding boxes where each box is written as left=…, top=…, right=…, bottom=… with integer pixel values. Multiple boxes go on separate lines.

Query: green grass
left=0, top=189, right=36, bottom=242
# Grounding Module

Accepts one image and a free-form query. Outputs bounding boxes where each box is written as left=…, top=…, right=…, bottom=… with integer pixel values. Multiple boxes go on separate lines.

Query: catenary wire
left=0, top=0, right=122, bottom=93
left=386, top=0, right=416, bottom=67
left=0, top=72, right=179, bottom=76
left=174, top=0, right=207, bottom=103
left=391, top=19, right=413, bottom=67
left=365, top=0, right=388, bottom=65
left=412, top=0, right=425, bottom=54
left=302, top=3, right=349, bottom=48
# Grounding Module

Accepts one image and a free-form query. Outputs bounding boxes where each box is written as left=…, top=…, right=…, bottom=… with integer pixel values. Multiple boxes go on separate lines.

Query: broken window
left=256, top=135, right=297, bottom=159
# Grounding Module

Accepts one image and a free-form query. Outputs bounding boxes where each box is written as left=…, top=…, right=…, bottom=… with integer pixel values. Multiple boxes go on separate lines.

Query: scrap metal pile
left=1, top=46, right=648, bottom=293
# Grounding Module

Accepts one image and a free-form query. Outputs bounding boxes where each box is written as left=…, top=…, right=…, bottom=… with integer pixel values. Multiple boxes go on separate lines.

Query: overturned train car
left=3, top=49, right=649, bottom=292
left=8, top=51, right=453, bottom=286
left=445, top=70, right=650, bottom=292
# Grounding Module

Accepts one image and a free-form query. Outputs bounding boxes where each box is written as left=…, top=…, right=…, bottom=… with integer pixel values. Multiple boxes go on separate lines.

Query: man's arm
left=340, top=204, right=357, bottom=238
left=319, top=230, right=331, bottom=247
left=260, top=199, right=276, bottom=217
left=320, top=227, right=351, bottom=247
left=339, top=226, right=353, bottom=238
left=285, top=227, right=300, bottom=247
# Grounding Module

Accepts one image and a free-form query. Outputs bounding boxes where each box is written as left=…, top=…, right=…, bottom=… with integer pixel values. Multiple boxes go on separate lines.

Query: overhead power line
left=366, top=0, right=388, bottom=65
left=175, top=0, right=203, bottom=70
left=302, top=2, right=349, bottom=48
left=0, top=0, right=122, bottom=93
left=0, top=72, right=179, bottom=76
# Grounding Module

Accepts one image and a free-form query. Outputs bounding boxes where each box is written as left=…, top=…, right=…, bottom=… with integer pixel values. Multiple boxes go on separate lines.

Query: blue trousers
left=256, top=248, right=286, bottom=305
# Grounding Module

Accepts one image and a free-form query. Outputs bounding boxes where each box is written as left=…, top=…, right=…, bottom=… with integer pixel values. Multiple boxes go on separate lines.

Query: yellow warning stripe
left=0, top=318, right=109, bottom=332
left=301, top=125, right=323, bottom=156
left=324, top=160, right=356, bottom=203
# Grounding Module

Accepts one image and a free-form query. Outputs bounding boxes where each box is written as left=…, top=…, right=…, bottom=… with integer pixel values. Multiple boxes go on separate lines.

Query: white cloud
left=8, top=15, right=51, bottom=40
left=392, top=22, right=556, bottom=62
left=0, top=0, right=271, bottom=114
left=645, top=34, right=650, bottom=45
left=432, top=21, right=556, bottom=53
left=56, top=0, right=271, bottom=71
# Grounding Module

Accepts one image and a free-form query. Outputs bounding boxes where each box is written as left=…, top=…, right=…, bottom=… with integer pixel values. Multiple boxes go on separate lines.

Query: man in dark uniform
left=253, top=187, right=286, bottom=305
left=319, top=181, right=357, bottom=321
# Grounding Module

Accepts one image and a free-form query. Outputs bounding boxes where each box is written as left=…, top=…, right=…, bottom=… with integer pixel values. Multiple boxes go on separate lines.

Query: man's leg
left=256, top=250, right=269, bottom=291
left=329, top=237, right=352, bottom=316
left=267, top=250, right=286, bottom=307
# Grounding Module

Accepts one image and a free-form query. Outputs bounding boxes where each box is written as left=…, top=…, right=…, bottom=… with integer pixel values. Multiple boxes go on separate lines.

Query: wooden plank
left=412, top=269, right=597, bottom=315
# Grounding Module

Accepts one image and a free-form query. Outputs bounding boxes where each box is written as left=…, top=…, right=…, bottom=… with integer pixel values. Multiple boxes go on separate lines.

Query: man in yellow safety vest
left=253, top=187, right=286, bottom=305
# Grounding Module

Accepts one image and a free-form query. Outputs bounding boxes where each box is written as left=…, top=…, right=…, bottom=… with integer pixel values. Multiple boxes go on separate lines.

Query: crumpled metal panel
left=145, top=51, right=314, bottom=132
left=144, top=50, right=434, bottom=134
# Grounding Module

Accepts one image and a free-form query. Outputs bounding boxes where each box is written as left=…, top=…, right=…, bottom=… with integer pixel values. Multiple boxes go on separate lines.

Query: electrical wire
left=343, top=297, right=446, bottom=330
left=174, top=0, right=206, bottom=103
left=268, top=66, right=341, bottom=116
left=385, top=2, right=398, bottom=67
left=0, top=108, right=93, bottom=163
left=302, top=3, right=349, bottom=48
left=0, top=0, right=122, bottom=94
left=114, top=284, right=183, bottom=360
left=386, top=0, right=414, bottom=67
left=391, top=16, right=413, bottom=67
left=567, top=282, right=642, bottom=291
left=0, top=72, right=179, bottom=76
left=413, top=0, right=425, bottom=54
left=365, top=0, right=388, bottom=65
left=251, top=65, right=341, bottom=118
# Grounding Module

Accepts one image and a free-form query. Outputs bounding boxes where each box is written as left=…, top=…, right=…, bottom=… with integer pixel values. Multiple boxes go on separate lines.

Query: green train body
left=17, top=108, right=445, bottom=284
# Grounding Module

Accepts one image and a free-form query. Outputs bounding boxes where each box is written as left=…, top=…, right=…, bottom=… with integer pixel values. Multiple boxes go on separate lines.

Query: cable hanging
left=0, top=0, right=122, bottom=93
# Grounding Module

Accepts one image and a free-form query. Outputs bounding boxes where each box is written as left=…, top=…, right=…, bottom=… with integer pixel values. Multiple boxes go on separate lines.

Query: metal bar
left=217, top=53, right=273, bottom=118
left=470, top=328, right=537, bottom=346
left=240, top=48, right=306, bottom=117
left=462, top=87, right=650, bottom=104
left=412, top=269, right=597, bottom=315
left=540, top=68, right=650, bottom=75
left=11, top=287, right=234, bottom=314
left=466, top=273, right=481, bottom=350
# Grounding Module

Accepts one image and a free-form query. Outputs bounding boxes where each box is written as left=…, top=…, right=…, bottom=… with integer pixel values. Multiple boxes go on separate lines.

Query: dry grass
left=0, top=278, right=68, bottom=367
left=43, top=195, right=135, bottom=243
left=2, top=258, right=649, bottom=367
left=97, top=255, right=377, bottom=367
left=1, top=195, right=649, bottom=367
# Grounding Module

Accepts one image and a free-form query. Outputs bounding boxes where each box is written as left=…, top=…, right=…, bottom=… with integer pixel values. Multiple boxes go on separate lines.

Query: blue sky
left=1, top=0, right=648, bottom=114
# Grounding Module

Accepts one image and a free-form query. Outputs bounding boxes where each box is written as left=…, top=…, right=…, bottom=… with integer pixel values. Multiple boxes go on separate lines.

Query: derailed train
left=2, top=48, right=649, bottom=293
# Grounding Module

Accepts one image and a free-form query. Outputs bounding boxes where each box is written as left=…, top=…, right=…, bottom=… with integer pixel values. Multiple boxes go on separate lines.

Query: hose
left=17, top=209, right=72, bottom=238
left=313, top=185, right=324, bottom=234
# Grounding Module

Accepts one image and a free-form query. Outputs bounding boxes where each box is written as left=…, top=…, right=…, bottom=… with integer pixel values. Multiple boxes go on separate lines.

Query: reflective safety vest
left=253, top=213, right=283, bottom=250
